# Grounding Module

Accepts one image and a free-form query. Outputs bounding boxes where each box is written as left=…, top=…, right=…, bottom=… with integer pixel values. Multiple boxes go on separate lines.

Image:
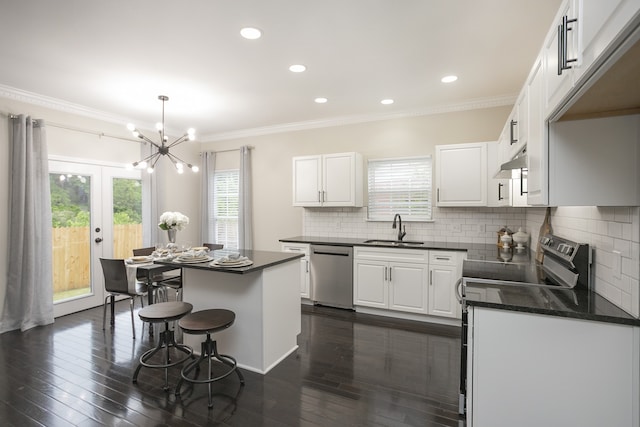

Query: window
left=213, top=169, right=239, bottom=249
left=367, top=156, right=432, bottom=221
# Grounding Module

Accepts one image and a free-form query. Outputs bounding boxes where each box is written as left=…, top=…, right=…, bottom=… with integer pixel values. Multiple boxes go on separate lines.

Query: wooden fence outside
left=52, top=224, right=143, bottom=293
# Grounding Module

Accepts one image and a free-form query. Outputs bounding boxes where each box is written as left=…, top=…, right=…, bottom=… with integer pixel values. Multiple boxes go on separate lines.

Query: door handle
left=95, top=237, right=103, bottom=243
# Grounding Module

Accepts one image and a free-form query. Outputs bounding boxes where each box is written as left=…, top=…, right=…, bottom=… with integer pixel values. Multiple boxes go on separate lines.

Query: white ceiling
left=0, top=0, right=562, bottom=140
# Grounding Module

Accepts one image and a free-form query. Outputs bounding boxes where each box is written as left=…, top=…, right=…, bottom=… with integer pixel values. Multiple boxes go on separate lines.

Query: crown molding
left=202, top=94, right=517, bottom=142
left=0, top=84, right=130, bottom=125
left=0, top=84, right=516, bottom=142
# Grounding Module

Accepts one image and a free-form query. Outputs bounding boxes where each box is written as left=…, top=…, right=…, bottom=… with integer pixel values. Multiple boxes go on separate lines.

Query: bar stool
left=175, top=309, right=245, bottom=408
left=133, top=301, right=194, bottom=390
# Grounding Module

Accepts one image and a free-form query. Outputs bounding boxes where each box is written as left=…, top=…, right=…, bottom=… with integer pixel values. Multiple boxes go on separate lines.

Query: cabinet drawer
left=354, top=246, right=428, bottom=264
left=429, top=251, right=460, bottom=266
left=281, top=243, right=310, bottom=256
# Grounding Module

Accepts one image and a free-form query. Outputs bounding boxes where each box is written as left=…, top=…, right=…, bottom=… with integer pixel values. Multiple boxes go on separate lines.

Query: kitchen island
left=157, top=249, right=304, bottom=374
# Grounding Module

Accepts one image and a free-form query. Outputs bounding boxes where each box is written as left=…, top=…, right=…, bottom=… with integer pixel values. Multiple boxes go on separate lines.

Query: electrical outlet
left=452, top=224, right=461, bottom=233
left=613, top=250, right=622, bottom=279
left=477, top=224, right=486, bottom=233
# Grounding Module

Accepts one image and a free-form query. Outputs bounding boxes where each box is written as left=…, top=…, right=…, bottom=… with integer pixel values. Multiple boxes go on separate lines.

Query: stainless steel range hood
left=494, top=150, right=527, bottom=179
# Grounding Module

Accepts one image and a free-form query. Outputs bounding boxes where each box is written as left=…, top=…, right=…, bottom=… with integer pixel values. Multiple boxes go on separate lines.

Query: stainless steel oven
left=457, top=233, right=592, bottom=416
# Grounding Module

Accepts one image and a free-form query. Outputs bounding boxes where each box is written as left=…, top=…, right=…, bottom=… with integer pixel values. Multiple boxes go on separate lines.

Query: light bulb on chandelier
left=127, top=95, right=199, bottom=173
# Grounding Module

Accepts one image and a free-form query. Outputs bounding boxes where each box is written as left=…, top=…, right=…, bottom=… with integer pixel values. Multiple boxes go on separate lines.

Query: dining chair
left=132, top=246, right=183, bottom=302
left=99, top=258, right=147, bottom=339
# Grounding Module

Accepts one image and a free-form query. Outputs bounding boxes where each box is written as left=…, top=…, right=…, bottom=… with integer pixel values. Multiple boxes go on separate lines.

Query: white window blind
left=367, top=156, right=432, bottom=221
left=213, top=169, right=239, bottom=249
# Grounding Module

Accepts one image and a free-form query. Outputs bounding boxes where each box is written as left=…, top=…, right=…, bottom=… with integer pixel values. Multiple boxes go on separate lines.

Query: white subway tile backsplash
left=303, top=205, right=640, bottom=318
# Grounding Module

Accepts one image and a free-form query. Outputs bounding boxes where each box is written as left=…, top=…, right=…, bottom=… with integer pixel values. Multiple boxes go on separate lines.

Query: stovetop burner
left=463, top=233, right=591, bottom=291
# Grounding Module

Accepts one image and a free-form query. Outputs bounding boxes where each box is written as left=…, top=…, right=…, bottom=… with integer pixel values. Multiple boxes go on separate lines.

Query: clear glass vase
left=167, top=228, right=177, bottom=243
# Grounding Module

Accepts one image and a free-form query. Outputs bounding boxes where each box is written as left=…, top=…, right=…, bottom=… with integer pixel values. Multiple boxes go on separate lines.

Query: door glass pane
left=112, top=177, right=143, bottom=258
left=50, top=173, right=91, bottom=302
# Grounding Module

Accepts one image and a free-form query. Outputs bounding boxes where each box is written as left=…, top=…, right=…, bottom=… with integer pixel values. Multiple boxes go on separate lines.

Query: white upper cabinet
left=487, top=141, right=511, bottom=207
left=526, top=56, right=548, bottom=206
left=574, top=0, right=640, bottom=84
left=292, top=152, right=363, bottom=207
left=507, top=92, right=527, bottom=161
left=435, top=142, right=488, bottom=207
left=544, top=0, right=579, bottom=117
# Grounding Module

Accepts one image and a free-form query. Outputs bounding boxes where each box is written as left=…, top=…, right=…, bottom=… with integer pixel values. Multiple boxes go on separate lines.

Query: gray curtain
left=1, top=115, right=54, bottom=333
left=238, top=146, right=253, bottom=249
left=142, top=141, right=160, bottom=246
left=200, top=151, right=216, bottom=244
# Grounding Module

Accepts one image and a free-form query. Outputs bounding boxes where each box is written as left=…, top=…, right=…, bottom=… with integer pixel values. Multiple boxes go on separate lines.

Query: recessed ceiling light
left=441, top=75, right=458, bottom=83
left=380, top=99, right=394, bottom=105
left=289, top=64, right=306, bottom=73
left=314, top=97, right=328, bottom=104
left=240, top=27, right=262, bottom=40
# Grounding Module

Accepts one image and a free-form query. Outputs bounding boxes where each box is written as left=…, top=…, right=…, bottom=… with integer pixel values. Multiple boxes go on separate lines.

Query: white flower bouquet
left=158, top=211, right=189, bottom=231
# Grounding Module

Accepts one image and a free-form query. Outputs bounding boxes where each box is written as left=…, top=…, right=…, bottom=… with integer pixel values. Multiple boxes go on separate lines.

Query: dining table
left=125, top=260, right=183, bottom=335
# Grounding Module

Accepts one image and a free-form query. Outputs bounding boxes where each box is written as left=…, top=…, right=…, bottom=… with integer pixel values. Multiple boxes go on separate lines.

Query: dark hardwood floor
left=0, top=301, right=463, bottom=426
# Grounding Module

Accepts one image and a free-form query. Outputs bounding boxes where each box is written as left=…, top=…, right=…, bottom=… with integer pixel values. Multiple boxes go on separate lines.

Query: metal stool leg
left=133, top=321, right=192, bottom=390
left=175, top=333, right=244, bottom=408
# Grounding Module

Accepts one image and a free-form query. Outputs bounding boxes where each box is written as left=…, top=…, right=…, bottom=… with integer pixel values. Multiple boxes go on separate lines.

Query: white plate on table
left=210, top=259, right=253, bottom=268
left=174, top=256, right=213, bottom=264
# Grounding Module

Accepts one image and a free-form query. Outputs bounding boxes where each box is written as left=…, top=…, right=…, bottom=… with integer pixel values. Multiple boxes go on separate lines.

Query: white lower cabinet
left=428, top=251, right=464, bottom=319
left=354, top=248, right=428, bottom=314
left=354, top=247, right=464, bottom=319
left=467, top=306, right=640, bottom=427
left=281, top=243, right=311, bottom=299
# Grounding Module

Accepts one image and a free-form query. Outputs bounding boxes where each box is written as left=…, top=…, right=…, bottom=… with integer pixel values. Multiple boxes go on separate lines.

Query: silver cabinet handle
left=510, top=119, right=518, bottom=145
left=389, top=266, right=392, bottom=282
left=455, top=277, right=463, bottom=303
left=318, top=191, right=322, bottom=202
left=384, top=266, right=387, bottom=281
left=305, top=259, right=309, bottom=273
left=430, top=270, right=433, bottom=286
left=435, top=256, right=450, bottom=261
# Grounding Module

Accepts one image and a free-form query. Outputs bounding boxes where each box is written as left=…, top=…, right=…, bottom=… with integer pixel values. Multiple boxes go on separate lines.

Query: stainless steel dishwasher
left=310, top=245, right=353, bottom=309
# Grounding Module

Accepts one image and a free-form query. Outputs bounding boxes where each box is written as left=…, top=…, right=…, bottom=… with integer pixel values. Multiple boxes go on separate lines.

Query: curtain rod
left=5, top=112, right=142, bottom=144
left=201, top=146, right=255, bottom=155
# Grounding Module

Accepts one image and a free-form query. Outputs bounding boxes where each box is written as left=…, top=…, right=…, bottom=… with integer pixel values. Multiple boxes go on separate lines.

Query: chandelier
left=127, top=95, right=199, bottom=174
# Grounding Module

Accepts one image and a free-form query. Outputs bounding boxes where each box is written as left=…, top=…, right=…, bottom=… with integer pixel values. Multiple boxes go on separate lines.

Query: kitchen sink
left=363, top=239, right=425, bottom=247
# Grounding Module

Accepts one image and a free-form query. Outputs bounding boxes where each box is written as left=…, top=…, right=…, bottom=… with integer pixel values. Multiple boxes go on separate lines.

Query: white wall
left=200, top=106, right=512, bottom=251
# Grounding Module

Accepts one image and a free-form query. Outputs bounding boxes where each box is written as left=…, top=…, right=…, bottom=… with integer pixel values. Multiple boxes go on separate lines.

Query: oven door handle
left=455, top=277, right=463, bottom=303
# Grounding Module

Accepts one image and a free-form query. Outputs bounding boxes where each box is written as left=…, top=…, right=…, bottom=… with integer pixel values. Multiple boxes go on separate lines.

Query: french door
left=50, top=159, right=142, bottom=317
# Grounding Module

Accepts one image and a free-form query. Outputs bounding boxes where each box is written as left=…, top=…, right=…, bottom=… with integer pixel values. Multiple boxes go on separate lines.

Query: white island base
left=180, top=260, right=301, bottom=374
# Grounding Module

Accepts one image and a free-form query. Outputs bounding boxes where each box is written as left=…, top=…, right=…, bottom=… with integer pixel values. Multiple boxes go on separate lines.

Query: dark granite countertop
left=280, top=235, right=534, bottom=263
left=464, top=280, right=640, bottom=326
left=155, top=249, right=303, bottom=275
left=280, top=235, right=500, bottom=253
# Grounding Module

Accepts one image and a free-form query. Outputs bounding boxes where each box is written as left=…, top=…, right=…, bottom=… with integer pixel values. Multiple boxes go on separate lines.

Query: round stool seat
left=133, top=301, right=194, bottom=391
left=178, top=309, right=235, bottom=335
left=175, top=309, right=244, bottom=408
left=138, top=301, right=193, bottom=323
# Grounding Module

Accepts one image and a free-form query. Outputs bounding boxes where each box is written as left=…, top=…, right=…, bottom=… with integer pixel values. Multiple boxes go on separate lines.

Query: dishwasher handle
left=311, top=245, right=352, bottom=257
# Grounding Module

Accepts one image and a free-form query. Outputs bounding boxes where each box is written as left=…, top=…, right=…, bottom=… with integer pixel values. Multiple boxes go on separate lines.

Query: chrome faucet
left=392, top=214, right=406, bottom=241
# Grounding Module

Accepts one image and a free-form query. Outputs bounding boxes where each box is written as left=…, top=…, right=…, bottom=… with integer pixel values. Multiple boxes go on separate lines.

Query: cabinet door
left=576, top=0, right=636, bottom=82
left=487, top=141, right=511, bottom=207
left=428, top=265, right=458, bottom=318
left=507, top=93, right=527, bottom=161
left=292, top=156, right=322, bottom=206
left=544, top=0, right=578, bottom=117
left=388, top=262, right=428, bottom=314
left=354, top=260, right=388, bottom=308
left=281, top=243, right=311, bottom=298
left=436, top=143, right=487, bottom=207
left=526, top=56, right=548, bottom=205
left=323, top=153, right=356, bottom=206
